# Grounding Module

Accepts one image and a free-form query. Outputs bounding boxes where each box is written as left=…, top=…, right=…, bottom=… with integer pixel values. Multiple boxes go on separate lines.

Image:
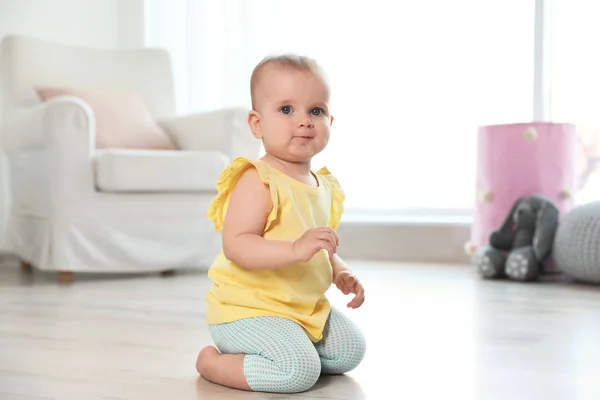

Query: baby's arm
left=222, top=167, right=299, bottom=270
left=330, top=253, right=350, bottom=277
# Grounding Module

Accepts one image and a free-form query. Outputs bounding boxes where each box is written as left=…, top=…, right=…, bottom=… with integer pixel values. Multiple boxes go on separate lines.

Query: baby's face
left=250, top=67, right=333, bottom=164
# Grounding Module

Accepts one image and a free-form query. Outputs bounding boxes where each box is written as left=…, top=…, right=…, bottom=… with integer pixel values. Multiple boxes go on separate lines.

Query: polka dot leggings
left=208, top=307, right=366, bottom=393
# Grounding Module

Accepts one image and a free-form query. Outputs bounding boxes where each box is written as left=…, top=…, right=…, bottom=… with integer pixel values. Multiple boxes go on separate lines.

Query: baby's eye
left=280, top=106, right=292, bottom=114
left=311, top=108, right=325, bottom=116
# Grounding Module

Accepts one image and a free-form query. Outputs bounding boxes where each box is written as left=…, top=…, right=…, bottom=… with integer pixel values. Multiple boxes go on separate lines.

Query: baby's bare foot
left=196, top=346, right=220, bottom=378
left=196, top=345, right=250, bottom=390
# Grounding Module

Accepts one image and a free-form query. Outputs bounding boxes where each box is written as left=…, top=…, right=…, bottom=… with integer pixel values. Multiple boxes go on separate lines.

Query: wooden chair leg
left=161, top=269, right=176, bottom=277
left=20, top=261, right=33, bottom=273
left=58, top=271, right=74, bottom=284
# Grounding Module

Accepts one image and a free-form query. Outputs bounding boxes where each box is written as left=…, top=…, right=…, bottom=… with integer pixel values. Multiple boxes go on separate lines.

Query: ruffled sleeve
left=317, top=167, right=346, bottom=230
left=207, top=157, right=279, bottom=232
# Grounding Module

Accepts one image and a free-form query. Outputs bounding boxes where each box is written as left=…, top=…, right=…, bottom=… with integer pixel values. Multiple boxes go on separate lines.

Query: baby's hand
left=293, top=227, right=339, bottom=263
left=333, top=271, right=365, bottom=309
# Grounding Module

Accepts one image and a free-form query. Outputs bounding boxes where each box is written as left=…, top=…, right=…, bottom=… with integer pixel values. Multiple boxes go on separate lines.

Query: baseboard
left=337, top=219, right=472, bottom=264
left=0, top=221, right=473, bottom=265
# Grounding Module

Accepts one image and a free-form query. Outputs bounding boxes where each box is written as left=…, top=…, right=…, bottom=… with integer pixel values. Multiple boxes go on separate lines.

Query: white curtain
left=550, top=0, right=600, bottom=205
left=146, top=0, right=535, bottom=213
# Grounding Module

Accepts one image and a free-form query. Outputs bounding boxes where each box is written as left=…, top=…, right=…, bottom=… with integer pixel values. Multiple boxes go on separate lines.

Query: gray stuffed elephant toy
left=475, top=194, right=559, bottom=282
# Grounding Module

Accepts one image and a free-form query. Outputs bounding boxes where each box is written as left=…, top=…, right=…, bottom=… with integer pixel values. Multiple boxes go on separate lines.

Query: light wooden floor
left=1, top=259, right=600, bottom=400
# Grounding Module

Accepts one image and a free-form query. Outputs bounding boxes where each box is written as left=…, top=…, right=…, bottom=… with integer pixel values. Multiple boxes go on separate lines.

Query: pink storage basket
left=467, top=122, right=578, bottom=269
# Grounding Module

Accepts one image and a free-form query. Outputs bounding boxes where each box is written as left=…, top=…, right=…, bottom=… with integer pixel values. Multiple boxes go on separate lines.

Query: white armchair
left=0, top=35, right=260, bottom=283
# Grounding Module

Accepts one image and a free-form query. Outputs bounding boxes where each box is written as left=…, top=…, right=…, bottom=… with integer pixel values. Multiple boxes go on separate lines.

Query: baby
left=196, top=54, right=366, bottom=394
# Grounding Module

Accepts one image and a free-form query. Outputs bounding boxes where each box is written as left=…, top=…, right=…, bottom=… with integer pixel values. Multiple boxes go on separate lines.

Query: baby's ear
left=248, top=110, right=263, bottom=139
left=330, top=115, right=334, bottom=126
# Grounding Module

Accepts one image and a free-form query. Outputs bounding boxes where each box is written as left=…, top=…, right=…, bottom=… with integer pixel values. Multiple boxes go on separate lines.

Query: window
left=146, top=0, right=536, bottom=214
left=549, top=0, right=600, bottom=205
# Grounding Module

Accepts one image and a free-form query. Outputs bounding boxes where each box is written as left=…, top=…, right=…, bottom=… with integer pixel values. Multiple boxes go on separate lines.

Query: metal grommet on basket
left=523, top=126, right=538, bottom=141
left=479, top=189, right=493, bottom=203
left=464, top=241, right=477, bottom=256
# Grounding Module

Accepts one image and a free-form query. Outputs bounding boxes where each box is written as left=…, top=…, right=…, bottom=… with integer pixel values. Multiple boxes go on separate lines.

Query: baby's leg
left=197, top=316, right=322, bottom=393
left=314, top=307, right=366, bottom=374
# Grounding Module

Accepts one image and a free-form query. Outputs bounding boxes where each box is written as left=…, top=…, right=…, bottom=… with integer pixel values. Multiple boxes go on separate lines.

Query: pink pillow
left=36, top=87, right=178, bottom=150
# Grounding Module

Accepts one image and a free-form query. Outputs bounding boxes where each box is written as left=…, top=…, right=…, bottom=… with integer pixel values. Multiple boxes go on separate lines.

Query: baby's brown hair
left=250, top=54, right=328, bottom=110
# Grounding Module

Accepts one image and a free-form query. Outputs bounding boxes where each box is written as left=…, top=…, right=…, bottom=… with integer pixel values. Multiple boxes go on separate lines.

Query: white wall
left=118, top=0, right=147, bottom=49
left=0, top=0, right=145, bottom=252
left=0, top=0, right=121, bottom=48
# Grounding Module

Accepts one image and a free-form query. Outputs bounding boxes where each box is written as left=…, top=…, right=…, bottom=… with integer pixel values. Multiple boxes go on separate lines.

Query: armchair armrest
left=2, top=96, right=97, bottom=201
left=158, top=107, right=262, bottom=159
left=3, top=96, right=95, bottom=154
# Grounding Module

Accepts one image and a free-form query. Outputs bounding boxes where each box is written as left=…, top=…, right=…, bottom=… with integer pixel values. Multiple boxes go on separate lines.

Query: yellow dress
left=205, top=157, right=345, bottom=342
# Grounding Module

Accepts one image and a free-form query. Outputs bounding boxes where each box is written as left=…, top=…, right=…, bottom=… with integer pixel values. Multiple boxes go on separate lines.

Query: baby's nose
left=297, top=116, right=314, bottom=127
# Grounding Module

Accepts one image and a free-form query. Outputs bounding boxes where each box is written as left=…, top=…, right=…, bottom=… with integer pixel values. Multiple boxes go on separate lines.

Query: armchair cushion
left=94, top=149, right=228, bottom=193
left=36, top=87, right=177, bottom=150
